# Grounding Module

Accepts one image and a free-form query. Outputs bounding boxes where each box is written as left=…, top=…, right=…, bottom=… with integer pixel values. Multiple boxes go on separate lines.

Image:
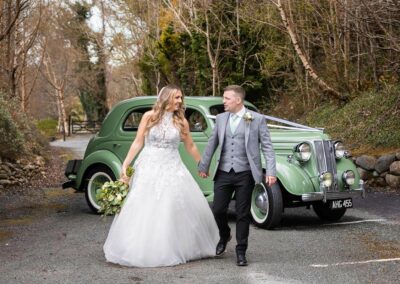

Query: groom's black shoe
left=236, top=253, right=248, bottom=266
left=216, top=235, right=232, bottom=256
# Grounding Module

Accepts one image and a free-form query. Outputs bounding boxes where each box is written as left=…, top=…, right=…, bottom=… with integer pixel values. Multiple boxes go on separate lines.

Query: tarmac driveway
left=0, top=135, right=399, bottom=284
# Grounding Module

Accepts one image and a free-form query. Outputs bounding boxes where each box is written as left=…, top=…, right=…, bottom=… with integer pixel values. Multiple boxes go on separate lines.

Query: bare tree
left=271, top=0, right=342, bottom=100
left=0, top=0, right=28, bottom=41
left=35, top=2, right=80, bottom=135
left=162, top=0, right=224, bottom=96
left=0, top=0, right=42, bottom=104
left=16, top=1, right=43, bottom=111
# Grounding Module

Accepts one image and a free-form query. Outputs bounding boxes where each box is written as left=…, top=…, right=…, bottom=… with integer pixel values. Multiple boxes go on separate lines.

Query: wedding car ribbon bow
left=157, top=86, right=166, bottom=101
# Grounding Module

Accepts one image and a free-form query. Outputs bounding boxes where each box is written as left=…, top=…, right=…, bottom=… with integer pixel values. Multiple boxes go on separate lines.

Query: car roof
left=119, top=96, right=224, bottom=105
left=114, top=95, right=259, bottom=109
left=99, top=96, right=227, bottom=136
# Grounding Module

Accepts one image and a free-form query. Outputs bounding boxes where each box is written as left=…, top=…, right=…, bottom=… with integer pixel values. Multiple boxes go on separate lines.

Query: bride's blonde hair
left=145, top=84, right=187, bottom=137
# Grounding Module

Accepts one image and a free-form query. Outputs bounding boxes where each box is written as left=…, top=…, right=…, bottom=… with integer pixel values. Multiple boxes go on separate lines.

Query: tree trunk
left=55, top=94, right=62, bottom=133
left=20, top=68, right=26, bottom=111
left=58, top=89, right=69, bottom=136
left=43, top=49, right=70, bottom=135
left=6, top=17, right=17, bottom=98
left=342, top=0, right=350, bottom=90
left=205, top=9, right=221, bottom=97
left=355, top=7, right=361, bottom=91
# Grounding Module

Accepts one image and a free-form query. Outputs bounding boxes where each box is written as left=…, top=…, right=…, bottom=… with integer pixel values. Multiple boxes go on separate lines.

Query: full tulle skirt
left=103, top=147, right=219, bottom=267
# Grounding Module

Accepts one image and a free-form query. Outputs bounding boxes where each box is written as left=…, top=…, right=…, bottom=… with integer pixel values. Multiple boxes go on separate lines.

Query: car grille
left=314, top=140, right=338, bottom=192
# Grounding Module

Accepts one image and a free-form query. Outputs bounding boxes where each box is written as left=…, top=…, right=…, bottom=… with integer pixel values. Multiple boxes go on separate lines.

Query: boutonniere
left=243, top=112, right=254, bottom=123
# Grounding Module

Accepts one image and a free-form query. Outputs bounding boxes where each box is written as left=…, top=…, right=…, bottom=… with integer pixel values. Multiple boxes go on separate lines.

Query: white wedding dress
left=103, top=112, right=219, bottom=267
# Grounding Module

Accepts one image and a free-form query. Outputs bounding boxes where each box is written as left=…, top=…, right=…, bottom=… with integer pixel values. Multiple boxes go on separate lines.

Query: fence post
left=68, top=115, right=72, bottom=136
left=62, top=123, right=66, bottom=141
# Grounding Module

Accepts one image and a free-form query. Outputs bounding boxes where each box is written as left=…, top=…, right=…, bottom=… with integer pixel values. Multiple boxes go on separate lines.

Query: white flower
left=243, top=112, right=254, bottom=123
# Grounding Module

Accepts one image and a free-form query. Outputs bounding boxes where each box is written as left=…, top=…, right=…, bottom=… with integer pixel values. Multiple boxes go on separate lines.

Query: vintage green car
left=63, top=96, right=365, bottom=229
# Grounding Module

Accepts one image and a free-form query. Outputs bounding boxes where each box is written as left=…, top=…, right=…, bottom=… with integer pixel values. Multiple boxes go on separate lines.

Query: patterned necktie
left=230, top=113, right=240, bottom=134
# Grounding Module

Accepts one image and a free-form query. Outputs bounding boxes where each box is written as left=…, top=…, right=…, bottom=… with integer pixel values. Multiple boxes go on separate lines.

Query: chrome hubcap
left=255, top=190, right=269, bottom=214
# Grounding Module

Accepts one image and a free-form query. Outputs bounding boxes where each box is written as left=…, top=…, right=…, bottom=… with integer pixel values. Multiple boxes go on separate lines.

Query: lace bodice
left=145, top=112, right=180, bottom=149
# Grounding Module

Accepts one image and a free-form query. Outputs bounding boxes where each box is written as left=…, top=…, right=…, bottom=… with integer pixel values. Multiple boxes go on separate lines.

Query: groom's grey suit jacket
left=198, top=109, right=276, bottom=184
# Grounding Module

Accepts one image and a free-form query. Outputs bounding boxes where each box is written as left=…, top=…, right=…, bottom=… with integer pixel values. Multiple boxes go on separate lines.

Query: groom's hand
left=198, top=171, right=209, bottom=178
left=265, top=176, right=277, bottom=187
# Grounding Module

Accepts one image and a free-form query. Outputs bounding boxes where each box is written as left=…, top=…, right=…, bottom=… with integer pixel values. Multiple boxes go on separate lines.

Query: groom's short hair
left=224, top=85, right=245, bottom=101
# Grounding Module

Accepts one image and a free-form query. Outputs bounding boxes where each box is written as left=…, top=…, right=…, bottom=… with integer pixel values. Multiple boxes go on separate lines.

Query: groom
left=198, top=85, right=276, bottom=266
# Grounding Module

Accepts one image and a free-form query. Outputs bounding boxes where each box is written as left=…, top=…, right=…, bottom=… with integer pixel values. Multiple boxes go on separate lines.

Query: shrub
left=0, top=94, right=26, bottom=159
left=0, top=93, right=48, bottom=160
left=36, top=118, right=58, bottom=138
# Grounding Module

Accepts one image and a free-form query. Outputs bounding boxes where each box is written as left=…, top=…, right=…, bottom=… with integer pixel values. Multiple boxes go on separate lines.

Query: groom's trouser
left=213, top=169, right=255, bottom=254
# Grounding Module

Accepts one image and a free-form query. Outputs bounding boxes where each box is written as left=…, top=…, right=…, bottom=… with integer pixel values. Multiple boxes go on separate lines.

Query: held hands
left=265, top=175, right=277, bottom=187
left=197, top=159, right=209, bottom=178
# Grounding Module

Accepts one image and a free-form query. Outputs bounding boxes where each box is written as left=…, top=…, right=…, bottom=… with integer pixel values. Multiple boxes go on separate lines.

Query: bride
left=103, top=84, right=219, bottom=267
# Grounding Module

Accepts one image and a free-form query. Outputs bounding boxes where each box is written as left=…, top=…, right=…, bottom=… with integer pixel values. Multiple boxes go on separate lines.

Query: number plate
left=329, top=199, right=353, bottom=209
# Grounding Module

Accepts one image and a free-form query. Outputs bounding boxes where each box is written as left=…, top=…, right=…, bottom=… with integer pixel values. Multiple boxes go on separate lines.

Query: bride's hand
left=119, top=174, right=129, bottom=184
left=119, top=168, right=129, bottom=184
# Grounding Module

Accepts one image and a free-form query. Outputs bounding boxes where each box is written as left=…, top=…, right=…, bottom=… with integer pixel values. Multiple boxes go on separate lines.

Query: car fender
left=275, top=155, right=317, bottom=196
left=336, top=158, right=361, bottom=190
left=76, top=150, right=122, bottom=190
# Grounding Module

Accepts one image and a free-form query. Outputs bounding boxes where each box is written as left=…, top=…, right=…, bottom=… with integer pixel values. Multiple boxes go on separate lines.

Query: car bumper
left=301, top=180, right=365, bottom=202
left=63, top=159, right=82, bottom=189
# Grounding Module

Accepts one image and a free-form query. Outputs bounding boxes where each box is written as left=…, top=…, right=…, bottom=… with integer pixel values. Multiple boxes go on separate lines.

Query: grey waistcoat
left=219, top=119, right=251, bottom=173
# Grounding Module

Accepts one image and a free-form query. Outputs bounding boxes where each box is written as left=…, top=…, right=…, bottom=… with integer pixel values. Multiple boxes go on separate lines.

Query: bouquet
left=96, top=166, right=134, bottom=216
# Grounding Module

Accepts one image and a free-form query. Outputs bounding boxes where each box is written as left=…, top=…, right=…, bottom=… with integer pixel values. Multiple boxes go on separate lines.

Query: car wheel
left=84, top=166, right=116, bottom=213
left=251, top=182, right=283, bottom=229
left=313, top=201, right=346, bottom=222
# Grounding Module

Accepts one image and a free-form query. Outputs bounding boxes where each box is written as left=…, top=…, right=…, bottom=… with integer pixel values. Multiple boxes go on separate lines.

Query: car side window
left=123, top=107, right=151, bottom=131
left=185, top=108, right=207, bottom=132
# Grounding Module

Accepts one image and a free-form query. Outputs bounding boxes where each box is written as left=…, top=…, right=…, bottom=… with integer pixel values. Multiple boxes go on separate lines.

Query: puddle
left=2, top=200, right=67, bottom=213
left=0, top=217, right=34, bottom=226
left=360, top=233, right=400, bottom=258
left=39, top=203, right=67, bottom=211
left=44, top=188, right=75, bottom=198
left=0, top=231, right=13, bottom=241
left=0, top=196, right=68, bottom=229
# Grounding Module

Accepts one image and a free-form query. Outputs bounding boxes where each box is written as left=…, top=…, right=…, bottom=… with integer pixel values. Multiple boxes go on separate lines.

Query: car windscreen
left=209, top=104, right=258, bottom=115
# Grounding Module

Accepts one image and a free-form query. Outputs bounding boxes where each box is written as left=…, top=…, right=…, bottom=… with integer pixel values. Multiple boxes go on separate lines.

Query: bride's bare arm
left=121, top=111, right=152, bottom=179
left=182, top=119, right=202, bottom=163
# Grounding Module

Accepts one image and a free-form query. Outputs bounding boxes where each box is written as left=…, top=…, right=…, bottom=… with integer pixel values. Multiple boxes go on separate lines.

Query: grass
left=301, top=85, right=400, bottom=155
left=35, top=118, right=58, bottom=139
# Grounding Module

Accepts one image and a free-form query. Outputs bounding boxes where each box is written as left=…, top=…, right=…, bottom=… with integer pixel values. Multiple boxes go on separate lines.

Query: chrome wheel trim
left=87, top=172, right=112, bottom=210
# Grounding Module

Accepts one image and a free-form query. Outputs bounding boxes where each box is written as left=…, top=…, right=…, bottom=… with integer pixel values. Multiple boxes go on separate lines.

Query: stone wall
left=355, top=153, right=400, bottom=188
left=0, top=156, right=46, bottom=190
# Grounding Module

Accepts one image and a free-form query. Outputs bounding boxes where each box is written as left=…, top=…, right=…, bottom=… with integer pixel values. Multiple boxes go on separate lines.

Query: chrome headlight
left=294, top=142, right=311, bottom=162
left=343, top=170, right=355, bottom=185
left=320, top=172, right=333, bottom=187
left=334, top=141, right=346, bottom=159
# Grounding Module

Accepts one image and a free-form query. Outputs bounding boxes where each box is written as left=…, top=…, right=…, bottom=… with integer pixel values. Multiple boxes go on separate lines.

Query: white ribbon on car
left=157, top=87, right=166, bottom=101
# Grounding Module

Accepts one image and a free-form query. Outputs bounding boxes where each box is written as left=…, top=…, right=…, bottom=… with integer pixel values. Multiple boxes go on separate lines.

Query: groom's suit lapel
left=219, top=112, right=230, bottom=146
left=244, top=108, right=250, bottom=149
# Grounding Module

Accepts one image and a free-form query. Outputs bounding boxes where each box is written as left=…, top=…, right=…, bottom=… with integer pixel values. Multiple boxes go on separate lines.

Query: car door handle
left=113, top=143, right=121, bottom=148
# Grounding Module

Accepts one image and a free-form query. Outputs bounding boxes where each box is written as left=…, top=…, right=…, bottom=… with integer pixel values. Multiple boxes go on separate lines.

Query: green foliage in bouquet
left=96, top=166, right=135, bottom=216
